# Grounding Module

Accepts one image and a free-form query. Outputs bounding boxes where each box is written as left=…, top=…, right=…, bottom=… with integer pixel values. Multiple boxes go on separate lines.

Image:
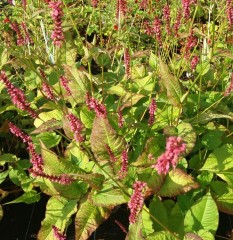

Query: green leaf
left=31, top=118, right=62, bottom=134
left=63, top=64, right=90, bottom=104
left=210, top=181, right=233, bottom=214
left=34, top=110, right=63, bottom=128
left=24, top=69, right=39, bottom=90
left=33, top=132, right=61, bottom=149
left=184, top=192, right=219, bottom=234
left=127, top=212, right=145, bottom=240
left=158, top=169, right=199, bottom=197
left=201, top=131, right=224, bottom=150
left=0, top=154, right=17, bottom=165
left=90, top=116, right=126, bottom=163
left=196, top=60, right=210, bottom=76
left=75, top=198, right=111, bottom=240
left=121, top=92, right=145, bottom=109
left=142, top=209, right=154, bottom=237
left=107, top=84, right=126, bottom=97
left=80, top=107, right=95, bottom=129
left=177, top=122, right=196, bottom=155
left=149, top=196, right=168, bottom=232
left=38, top=197, right=77, bottom=240
left=147, top=231, right=177, bottom=240
left=157, top=56, right=182, bottom=107
left=137, top=168, right=164, bottom=194
left=91, top=187, right=127, bottom=206
left=4, top=190, right=40, bottom=204
left=0, top=170, right=10, bottom=184
left=132, top=75, right=154, bottom=95
left=200, top=144, right=233, bottom=172
left=149, top=52, right=158, bottom=70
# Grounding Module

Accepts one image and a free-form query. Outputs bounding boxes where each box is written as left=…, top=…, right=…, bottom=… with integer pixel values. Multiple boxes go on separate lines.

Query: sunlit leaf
left=184, top=192, right=219, bottom=234
left=158, top=169, right=199, bottom=197
left=75, top=198, right=111, bottom=240
left=38, top=197, right=77, bottom=240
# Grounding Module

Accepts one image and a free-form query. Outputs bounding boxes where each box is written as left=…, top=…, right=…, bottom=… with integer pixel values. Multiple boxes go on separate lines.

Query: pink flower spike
left=119, top=148, right=128, bottom=179
left=91, top=0, right=98, bottom=8
left=128, top=181, right=146, bottom=224
left=117, top=109, right=124, bottom=128
left=139, top=0, right=148, bottom=10
left=0, top=71, right=38, bottom=118
left=191, top=55, right=199, bottom=70
left=52, top=226, right=67, bottom=240
left=182, top=0, right=191, bottom=20
left=10, top=21, right=25, bottom=46
left=8, top=122, right=31, bottom=143
left=66, top=113, right=84, bottom=143
left=49, top=1, right=64, bottom=47
left=153, top=17, right=162, bottom=46
left=106, top=144, right=117, bottom=163
left=86, top=92, right=107, bottom=118
left=116, top=0, right=127, bottom=20
left=148, top=98, right=156, bottom=126
left=152, top=136, right=186, bottom=175
left=60, top=75, right=71, bottom=96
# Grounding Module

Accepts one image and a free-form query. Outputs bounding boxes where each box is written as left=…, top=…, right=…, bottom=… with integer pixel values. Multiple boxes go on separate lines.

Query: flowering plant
left=0, top=0, right=233, bottom=239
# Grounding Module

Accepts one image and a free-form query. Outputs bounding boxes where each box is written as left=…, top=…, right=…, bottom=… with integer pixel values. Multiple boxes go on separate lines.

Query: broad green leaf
left=75, top=198, right=111, bottom=240
left=80, top=107, right=95, bottom=129
left=197, top=171, right=213, bottom=188
left=184, top=192, right=219, bottom=234
left=63, top=64, right=90, bottom=104
left=157, top=56, right=182, bottom=107
left=31, top=118, right=62, bottom=134
left=196, top=60, right=210, bottom=76
left=149, top=196, right=168, bottom=232
left=168, top=203, right=185, bottom=237
left=142, top=208, right=154, bottom=237
left=38, top=197, right=77, bottom=240
left=137, top=168, right=164, bottom=194
left=0, top=170, right=10, bottom=184
left=127, top=212, right=145, bottom=240
left=0, top=205, right=3, bottom=221
left=90, top=116, right=126, bottom=163
left=201, top=130, right=224, bottom=150
left=200, top=144, right=233, bottom=172
left=210, top=181, right=233, bottom=214
left=0, top=154, right=17, bottom=165
left=198, top=230, right=214, bottom=240
left=24, top=69, right=39, bottom=90
left=132, top=75, right=154, bottom=94
left=177, top=122, right=196, bottom=155
left=158, top=169, right=199, bottom=197
left=74, top=173, right=105, bottom=190
left=4, top=190, right=40, bottom=204
left=91, top=187, right=127, bottom=206
left=184, top=233, right=203, bottom=240
left=40, top=144, right=88, bottom=199
left=34, top=110, right=63, bottom=128
left=132, top=64, right=146, bottom=78
left=34, top=132, right=61, bottom=149
left=149, top=52, right=158, bottom=70
left=133, top=137, right=165, bottom=167
left=217, top=173, right=233, bottom=188
left=147, top=231, right=177, bottom=240
left=59, top=31, right=78, bottom=66
left=108, top=84, right=126, bottom=97
left=121, top=92, right=145, bottom=109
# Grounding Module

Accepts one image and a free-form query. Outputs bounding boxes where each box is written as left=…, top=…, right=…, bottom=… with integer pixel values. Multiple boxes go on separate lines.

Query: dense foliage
left=0, top=0, right=233, bottom=239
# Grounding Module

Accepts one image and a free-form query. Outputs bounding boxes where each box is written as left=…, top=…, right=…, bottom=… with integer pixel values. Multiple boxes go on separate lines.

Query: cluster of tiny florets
left=148, top=98, right=157, bottom=126
left=66, top=113, right=84, bottom=143
left=224, top=73, right=233, bottom=96
left=0, top=71, right=38, bottom=118
left=119, top=148, right=128, bottom=179
left=60, top=75, right=72, bottom=96
left=128, top=181, right=146, bottom=224
left=153, top=17, right=162, bottom=46
left=152, top=136, right=186, bottom=175
left=106, top=144, right=117, bottom=163
left=86, top=92, right=107, bottom=118
left=227, top=0, right=233, bottom=26
left=124, top=48, right=131, bottom=79
left=49, top=1, right=64, bottom=47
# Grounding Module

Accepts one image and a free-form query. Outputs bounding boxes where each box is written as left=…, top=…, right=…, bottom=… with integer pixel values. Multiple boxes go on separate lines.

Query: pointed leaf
left=75, top=198, right=111, bottom=240
left=210, top=181, right=233, bottom=214
left=127, top=212, right=145, bottom=240
left=31, top=118, right=62, bottom=134
left=90, top=187, right=127, bottom=207
left=184, top=192, right=219, bottom=234
left=90, top=116, right=126, bottom=162
left=157, top=56, right=182, bottom=107
left=158, top=169, right=199, bottom=197
left=200, top=144, right=233, bottom=172
left=177, top=122, right=196, bottom=155
left=4, top=190, right=40, bottom=204
left=147, top=231, right=176, bottom=240
left=142, top=209, right=154, bottom=237
left=38, top=197, right=77, bottom=240
left=34, top=110, right=63, bottom=128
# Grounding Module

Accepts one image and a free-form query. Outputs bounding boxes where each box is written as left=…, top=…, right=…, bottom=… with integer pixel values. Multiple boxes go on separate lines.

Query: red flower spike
left=128, top=181, right=146, bottom=224
left=0, top=71, right=38, bottom=118
left=49, top=1, right=64, bottom=47
left=152, top=136, right=186, bottom=175
left=148, top=98, right=156, bottom=126
left=66, top=113, right=84, bottom=143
